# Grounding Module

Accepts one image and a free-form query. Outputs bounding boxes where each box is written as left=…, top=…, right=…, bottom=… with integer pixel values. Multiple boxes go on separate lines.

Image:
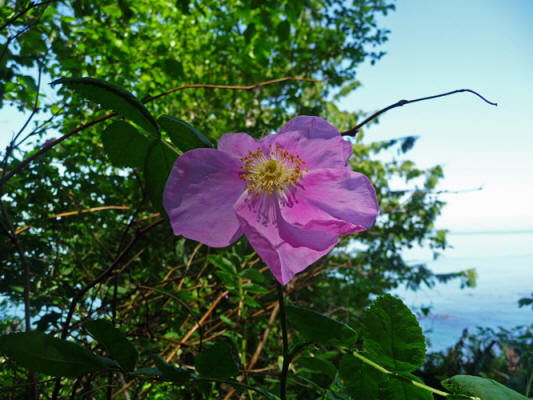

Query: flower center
left=240, top=145, right=307, bottom=195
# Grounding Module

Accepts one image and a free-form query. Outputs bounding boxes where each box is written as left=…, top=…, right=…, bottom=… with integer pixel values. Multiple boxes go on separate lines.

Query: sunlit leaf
left=362, top=295, right=426, bottom=373
left=442, top=375, right=529, bottom=400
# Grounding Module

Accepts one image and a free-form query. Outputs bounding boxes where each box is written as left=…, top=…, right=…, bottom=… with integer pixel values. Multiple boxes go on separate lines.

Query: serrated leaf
left=101, top=120, right=151, bottom=168
left=298, top=356, right=337, bottom=381
left=382, top=374, right=434, bottom=400
left=339, top=354, right=383, bottom=399
left=242, top=282, right=269, bottom=294
left=243, top=294, right=262, bottom=308
left=239, top=268, right=265, bottom=283
left=442, top=375, right=529, bottom=400
left=152, top=355, right=192, bottom=383
left=51, top=77, right=159, bottom=136
left=0, top=331, right=106, bottom=377
left=362, top=294, right=426, bottom=373
left=144, top=139, right=179, bottom=212
left=194, top=342, right=238, bottom=379
left=207, top=254, right=237, bottom=275
left=84, top=319, right=138, bottom=371
left=286, top=304, right=357, bottom=346
left=158, top=115, right=211, bottom=152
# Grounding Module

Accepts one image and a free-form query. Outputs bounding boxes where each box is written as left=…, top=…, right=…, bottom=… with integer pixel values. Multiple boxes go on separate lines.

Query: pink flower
left=163, top=116, right=378, bottom=285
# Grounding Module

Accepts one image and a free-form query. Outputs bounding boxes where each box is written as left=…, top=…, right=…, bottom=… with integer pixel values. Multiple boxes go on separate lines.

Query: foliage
left=421, top=325, right=533, bottom=398
left=0, top=0, right=516, bottom=399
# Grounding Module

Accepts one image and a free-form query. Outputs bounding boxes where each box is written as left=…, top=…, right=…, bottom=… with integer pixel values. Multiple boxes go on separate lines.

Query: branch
left=0, top=76, right=318, bottom=188
left=341, top=89, right=497, bottom=137
left=142, top=77, right=320, bottom=103
left=0, top=0, right=59, bottom=32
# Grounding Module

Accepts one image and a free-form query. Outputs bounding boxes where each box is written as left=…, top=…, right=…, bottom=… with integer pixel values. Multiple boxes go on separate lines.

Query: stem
left=0, top=77, right=318, bottom=188
left=525, top=371, right=533, bottom=398
left=341, top=88, right=497, bottom=137
left=351, top=352, right=453, bottom=398
left=277, top=283, right=289, bottom=400
left=0, top=199, right=37, bottom=399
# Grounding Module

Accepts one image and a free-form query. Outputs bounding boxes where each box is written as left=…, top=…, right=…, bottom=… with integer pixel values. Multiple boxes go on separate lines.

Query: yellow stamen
left=240, top=145, right=306, bottom=196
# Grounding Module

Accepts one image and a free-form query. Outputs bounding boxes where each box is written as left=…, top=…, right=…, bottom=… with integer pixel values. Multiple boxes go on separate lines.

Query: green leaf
left=239, top=268, right=265, bottom=283
left=297, top=356, right=337, bottom=379
left=207, top=254, right=237, bottom=275
left=198, top=377, right=278, bottom=399
left=382, top=375, right=434, bottom=400
left=51, top=77, right=159, bottom=136
left=152, top=355, right=192, bottom=384
left=144, top=139, right=179, bottom=212
left=339, top=354, right=383, bottom=399
left=0, top=331, right=106, bottom=377
left=442, top=375, right=529, bottom=400
left=194, top=342, right=238, bottom=379
left=84, top=319, right=138, bottom=371
left=286, top=304, right=357, bottom=346
left=297, top=356, right=337, bottom=388
left=362, top=294, right=426, bottom=373
left=243, top=23, right=256, bottom=43
left=101, top=121, right=151, bottom=168
left=276, top=20, right=291, bottom=42
left=129, top=367, right=161, bottom=377
left=158, top=115, right=212, bottom=152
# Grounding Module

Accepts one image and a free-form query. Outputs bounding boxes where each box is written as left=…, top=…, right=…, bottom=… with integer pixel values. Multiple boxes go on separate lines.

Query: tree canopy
left=0, top=1, right=499, bottom=399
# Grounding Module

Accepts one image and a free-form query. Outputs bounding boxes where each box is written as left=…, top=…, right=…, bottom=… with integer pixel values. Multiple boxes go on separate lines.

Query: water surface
left=394, top=231, right=533, bottom=351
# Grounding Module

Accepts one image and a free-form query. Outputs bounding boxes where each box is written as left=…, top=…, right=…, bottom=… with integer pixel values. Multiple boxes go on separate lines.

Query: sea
left=393, top=231, right=533, bottom=352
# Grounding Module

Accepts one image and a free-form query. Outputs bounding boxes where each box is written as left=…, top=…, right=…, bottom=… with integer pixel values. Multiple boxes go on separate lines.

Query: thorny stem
left=277, top=283, right=289, bottom=400
left=341, top=88, right=497, bottom=136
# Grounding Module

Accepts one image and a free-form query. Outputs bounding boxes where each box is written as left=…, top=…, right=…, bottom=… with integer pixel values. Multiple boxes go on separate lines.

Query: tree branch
left=341, top=88, right=497, bottom=137
left=0, top=76, right=319, bottom=188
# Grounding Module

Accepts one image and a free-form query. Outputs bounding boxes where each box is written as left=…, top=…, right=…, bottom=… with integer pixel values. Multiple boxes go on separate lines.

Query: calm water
left=393, top=231, right=533, bottom=351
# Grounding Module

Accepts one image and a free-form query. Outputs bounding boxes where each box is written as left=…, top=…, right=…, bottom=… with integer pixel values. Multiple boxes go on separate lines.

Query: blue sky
left=2, top=1, right=532, bottom=232
left=340, top=0, right=533, bottom=231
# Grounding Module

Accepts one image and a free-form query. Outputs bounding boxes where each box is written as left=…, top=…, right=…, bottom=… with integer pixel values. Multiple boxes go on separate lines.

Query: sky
left=340, top=0, right=533, bottom=232
left=2, top=1, right=532, bottom=232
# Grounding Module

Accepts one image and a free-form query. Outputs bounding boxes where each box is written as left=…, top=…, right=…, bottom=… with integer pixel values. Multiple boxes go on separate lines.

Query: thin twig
left=142, top=77, right=320, bottom=103
left=0, top=76, right=318, bottom=188
left=341, top=89, right=497, bottom=136
left=223, top=303, right=280, bottom=400
left=0, top=0, right=59, bottom=31
left=51, top=218, right=164, bottom=400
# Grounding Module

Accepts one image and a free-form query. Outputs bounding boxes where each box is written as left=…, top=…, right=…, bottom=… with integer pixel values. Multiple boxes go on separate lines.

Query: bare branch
left=341, top=89, right=497, bottom=137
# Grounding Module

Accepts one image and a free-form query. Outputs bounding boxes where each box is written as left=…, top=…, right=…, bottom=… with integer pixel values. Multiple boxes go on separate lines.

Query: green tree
left=0, top=1, right=474, bottom=398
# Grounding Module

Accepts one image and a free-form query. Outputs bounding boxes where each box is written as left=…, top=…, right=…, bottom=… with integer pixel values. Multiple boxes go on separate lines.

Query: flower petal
left=163, top=148, right=245, bottom=247
left=234, top=192, right=337, bottom=285
left=279, top=116, right=340, bottom=139
left=261, top=130, right=352, bottom=170
left=281, top=168, right=379, bottom=235
left=217, top=133, right=258, bottom=159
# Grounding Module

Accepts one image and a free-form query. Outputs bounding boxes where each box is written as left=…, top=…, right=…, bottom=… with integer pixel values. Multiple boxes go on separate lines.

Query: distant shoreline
left=447, top=230, right=533, bottom=235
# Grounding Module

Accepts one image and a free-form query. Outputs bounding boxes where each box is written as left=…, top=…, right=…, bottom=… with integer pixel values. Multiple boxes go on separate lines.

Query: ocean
left=393, top=231, right=533, bottom=352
